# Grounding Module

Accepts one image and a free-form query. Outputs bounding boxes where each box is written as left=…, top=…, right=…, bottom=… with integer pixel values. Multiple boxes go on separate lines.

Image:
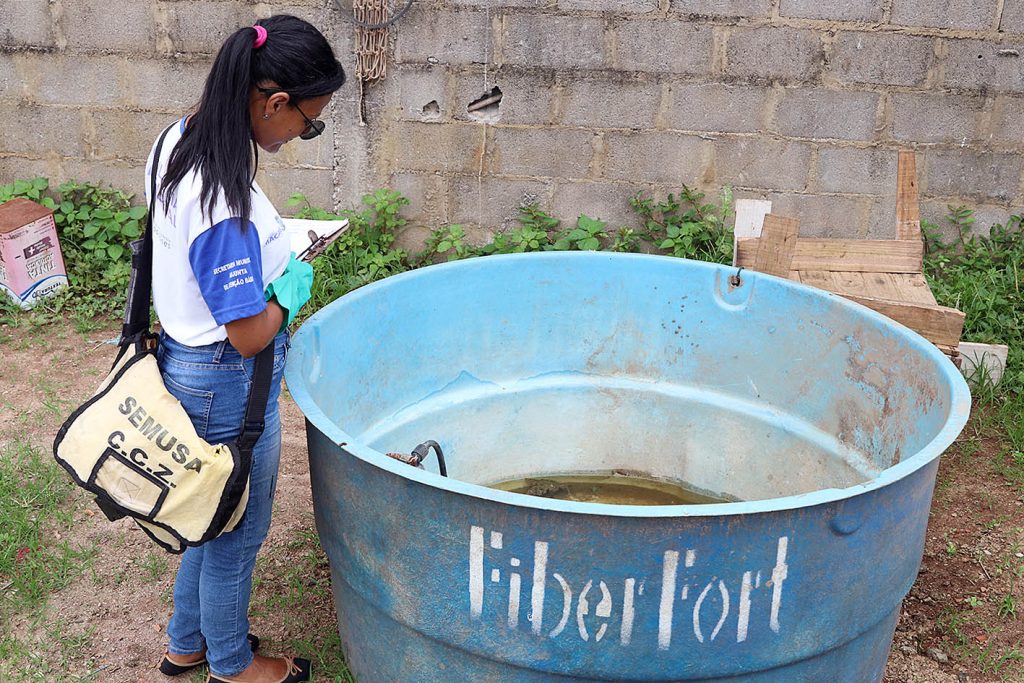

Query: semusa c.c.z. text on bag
left=53, top=338, right=252, bottom=553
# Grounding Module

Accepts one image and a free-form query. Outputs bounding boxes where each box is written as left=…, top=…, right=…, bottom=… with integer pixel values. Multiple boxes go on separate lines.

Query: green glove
left=264, top=253, right=314, bottom=332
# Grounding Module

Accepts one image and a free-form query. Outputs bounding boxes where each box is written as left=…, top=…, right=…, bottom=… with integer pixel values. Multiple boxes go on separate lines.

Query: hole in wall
left=421, top=100, right=441, bottom=121
left=467, top=85, right=503, bottom=123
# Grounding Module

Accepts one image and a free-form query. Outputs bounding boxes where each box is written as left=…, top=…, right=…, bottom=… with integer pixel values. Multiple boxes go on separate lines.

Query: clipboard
left=283, top=218, right=351, bottom=263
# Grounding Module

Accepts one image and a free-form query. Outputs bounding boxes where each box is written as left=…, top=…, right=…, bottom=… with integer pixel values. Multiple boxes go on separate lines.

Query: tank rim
left=286, top=252, right=972, bottom=518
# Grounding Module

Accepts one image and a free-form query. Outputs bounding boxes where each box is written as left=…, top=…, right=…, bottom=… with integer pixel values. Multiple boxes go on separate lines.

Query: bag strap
left=121, top=122, right=176, bottom=343
left=236, top=343, right=275, bottom=455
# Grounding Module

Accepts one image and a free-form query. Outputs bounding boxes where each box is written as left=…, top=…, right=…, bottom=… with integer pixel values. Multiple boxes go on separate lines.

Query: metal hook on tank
left=714, top=266, right=753, bottom=310
left=386, top=440, right=448, bottom=476
left=729, top=266, right=745, bottom=289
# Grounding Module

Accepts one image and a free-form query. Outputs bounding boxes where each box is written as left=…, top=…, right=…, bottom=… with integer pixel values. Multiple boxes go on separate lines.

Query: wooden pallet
left=732, top=150, right=965, bottom=359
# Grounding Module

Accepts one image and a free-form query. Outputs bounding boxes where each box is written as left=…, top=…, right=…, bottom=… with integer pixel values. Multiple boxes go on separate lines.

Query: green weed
left=290, top=189, right=410, bottom=316
left=292, top=627, right=355, bottom=683
left=985, top=645, right=1024, bottom=677
left=977, top=634, right=1024, bottom=680
left=0, top=441, right=94, bottom=622
left=632, top=185, right=734, bottom=264
left=250, top=525, right=352, bottom=682
left=420, top=224, right=472, bottom=262
left=998, top=593, right=1018, bottom=619
left=478, top=204, right=556, bottom=255
left=139, top=550, right=170, bottom=582
left=924, top=208, right=1023, bottom=393
left=0, top=617, right=99, bottom=682
left=938, top=605, right=970, bottom=647
left=552, top=214, right=608, bottom=251
left=5, top=176, right=738, bottom=327
left=938, top=599, right=1024, bottom=679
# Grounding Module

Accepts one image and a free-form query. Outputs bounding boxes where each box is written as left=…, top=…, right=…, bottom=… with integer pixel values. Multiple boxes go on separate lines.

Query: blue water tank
left=286, top=253, right=970, bottom=681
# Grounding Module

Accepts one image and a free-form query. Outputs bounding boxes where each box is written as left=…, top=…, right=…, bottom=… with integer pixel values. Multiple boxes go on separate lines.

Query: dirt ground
left=1, top=324, right=340, bottom=683
left=1, top=322, right=1022, bottom=682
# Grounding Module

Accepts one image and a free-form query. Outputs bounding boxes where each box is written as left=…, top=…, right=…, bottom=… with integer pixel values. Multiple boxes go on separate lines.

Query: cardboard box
left=0, top=197, right=68, bottom=308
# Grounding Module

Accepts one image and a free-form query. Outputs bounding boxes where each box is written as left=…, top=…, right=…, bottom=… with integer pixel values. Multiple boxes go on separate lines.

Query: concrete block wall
left=3, top=0, right=1024, bottom=243
left=375, top=0, right=1024, bottom=240
left=0, top=0, right=348, bottom=210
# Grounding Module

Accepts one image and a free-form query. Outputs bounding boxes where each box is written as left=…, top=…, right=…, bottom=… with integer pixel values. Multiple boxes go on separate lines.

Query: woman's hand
left=263, top=255, right=314, bottom=328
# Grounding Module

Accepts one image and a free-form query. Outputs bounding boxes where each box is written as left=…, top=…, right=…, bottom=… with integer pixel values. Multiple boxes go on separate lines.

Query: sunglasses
left=257, top=87, right=326, bottom=140
left=293, top=101, right=326, bottom=140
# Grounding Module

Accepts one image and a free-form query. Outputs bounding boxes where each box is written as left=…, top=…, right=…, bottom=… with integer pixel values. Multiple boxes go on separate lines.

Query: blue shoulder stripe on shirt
left=188, top=218, right=266, bottom=326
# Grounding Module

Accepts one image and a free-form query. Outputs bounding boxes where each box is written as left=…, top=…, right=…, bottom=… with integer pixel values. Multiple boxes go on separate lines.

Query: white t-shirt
left=144, top=119, right=290, bottom=347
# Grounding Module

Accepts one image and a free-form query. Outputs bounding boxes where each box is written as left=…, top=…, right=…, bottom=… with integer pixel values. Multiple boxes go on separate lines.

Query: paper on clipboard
left=283, top=218, right=350, bottom=262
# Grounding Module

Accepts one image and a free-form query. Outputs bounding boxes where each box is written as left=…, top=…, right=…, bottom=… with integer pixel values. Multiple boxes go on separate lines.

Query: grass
left=924, top=210, right=1023, bottom=392
left=0, top=617, right=101, bottom=682
left=923, top=213, right=1024, bottom=547
left=980, top=393, right=1024, bottom=499
left=999, top=594, right=1018, bottom=619
left=933, top=431, right=1024, bottom=680
left=937, top=394, right=1024, bottom=679
left=0, top=439, right=98, bottom=683
left=0, top=441, right=94, bottom=621
left=139, top=550, right=170, bottom=583
left=935, top=607, right=1022, bottom=679
left=986, top=646, right=1024, bottom=677
left=250, top=526, right=354, bottom=682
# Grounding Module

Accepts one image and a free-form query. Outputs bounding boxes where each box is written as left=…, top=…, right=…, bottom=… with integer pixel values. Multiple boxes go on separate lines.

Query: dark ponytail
left=160, top=15, right=346, bottom=228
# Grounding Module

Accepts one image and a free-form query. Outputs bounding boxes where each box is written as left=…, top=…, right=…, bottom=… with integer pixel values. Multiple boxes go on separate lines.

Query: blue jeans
left=157, top=331, right=289, bottom=677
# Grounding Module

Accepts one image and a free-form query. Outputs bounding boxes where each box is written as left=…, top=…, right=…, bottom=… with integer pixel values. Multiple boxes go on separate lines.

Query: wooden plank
left=753, top=214, right=799, bottom=277
left=736, top=238, right=924, bottom=273
left=732, top=198, right=773, bottom=264
left=796, top=270, right=834, bottom=289
left=862, top=272, right=899, bottom=299
left=896, top=149, right=922, bottom=243
left=797, top=272, right=937, bottom=305
left=797, top=271, right=935, bottom=305
left=889, top=273, right=937, bottom=306
left=831, top=271, right=872, bottom=297
left=841, top=295, right=965, bottom=348
left=794, top=270, right=960, bottom=348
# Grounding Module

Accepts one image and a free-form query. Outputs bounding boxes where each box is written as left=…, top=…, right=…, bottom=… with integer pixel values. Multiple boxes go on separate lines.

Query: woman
left=145, top=15, right=346, bottom=683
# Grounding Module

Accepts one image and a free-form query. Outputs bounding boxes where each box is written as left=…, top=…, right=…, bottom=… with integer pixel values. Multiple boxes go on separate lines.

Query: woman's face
left=251, top=88, right=333, bottom=153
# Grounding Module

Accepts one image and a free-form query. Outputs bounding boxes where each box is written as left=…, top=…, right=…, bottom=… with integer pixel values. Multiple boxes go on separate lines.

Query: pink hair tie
left=252, top=25, right=268, bottom=49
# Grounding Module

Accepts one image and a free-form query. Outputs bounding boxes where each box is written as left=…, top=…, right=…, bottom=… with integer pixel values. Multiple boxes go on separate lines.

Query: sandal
left=158, top=633, right=261, bottom=676
left=207, top=656, right=311, bottom=683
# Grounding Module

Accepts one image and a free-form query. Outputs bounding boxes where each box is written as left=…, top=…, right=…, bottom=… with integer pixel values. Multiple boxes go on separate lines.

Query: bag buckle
left=236, top=420, right=265, bottom=452
left=118, top=331, right=157, bottom=350
left=94, top=495, right=127, bottom=522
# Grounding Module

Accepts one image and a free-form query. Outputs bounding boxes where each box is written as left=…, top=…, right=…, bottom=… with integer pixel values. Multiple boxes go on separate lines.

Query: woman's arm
left=224, top=300, right=285, bottom=357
